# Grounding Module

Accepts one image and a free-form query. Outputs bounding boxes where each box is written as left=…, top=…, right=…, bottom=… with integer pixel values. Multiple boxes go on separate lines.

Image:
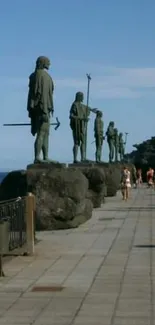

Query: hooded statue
left=119, top=132, right=125, bottom=161
left=69, top=91, right=97, bottom=163
left=27, top=56, right=54, bottom=163
left=106, top=121, right=115, bottom=162
left=114, top=128, right=119, bottom=162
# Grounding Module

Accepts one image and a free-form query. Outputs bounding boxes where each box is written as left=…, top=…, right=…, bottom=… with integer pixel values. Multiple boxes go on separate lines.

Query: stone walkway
left=0, top=186, right=155, bottom=325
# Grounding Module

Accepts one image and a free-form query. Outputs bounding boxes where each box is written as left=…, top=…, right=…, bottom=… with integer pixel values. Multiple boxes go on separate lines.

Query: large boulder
left=0, top=165, right=93, bottom=230
left=99, top=162, right=135, bottom=196
left=94, top=163, right=120, bottom=197
left=105, top=172, right=118, bottom=197
left=68, top=165, right=106, bottom=208
left=83, top=167, right=106, bottom=207
left=27, top=167, right=93, bottom=230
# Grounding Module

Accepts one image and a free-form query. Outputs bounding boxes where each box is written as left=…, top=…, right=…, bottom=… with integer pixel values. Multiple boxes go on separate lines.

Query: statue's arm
left=101, top=122, right=104, bottom=137
left=34, top=72, right=43, bottom=104
left=89, top=107, right=98, bottom=114
left=48, top=77, right=54, bottom=114
left=94, top=119, right=97, bottom=136
left=70, top=103, right=78, bottom=119
left=105, top=127, right=109, bottom=137
left=84, top=106, right=97, bottom=118
left=27, top=85, right=31, bottom=112
left=27, top=74, right=35, bottom=113
left=52, top=78, right=54, bottom=93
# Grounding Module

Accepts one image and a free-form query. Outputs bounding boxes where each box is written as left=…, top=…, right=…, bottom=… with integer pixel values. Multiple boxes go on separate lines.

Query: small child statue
left=94, top=110, right=104, bottom=162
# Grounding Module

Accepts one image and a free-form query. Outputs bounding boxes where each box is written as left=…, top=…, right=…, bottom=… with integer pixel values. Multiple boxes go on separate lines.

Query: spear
left=85, top=73, right=91, bottom=159
left=3, top=117, right=61, bottom=130
left=124, top=132, right=129, bottom=153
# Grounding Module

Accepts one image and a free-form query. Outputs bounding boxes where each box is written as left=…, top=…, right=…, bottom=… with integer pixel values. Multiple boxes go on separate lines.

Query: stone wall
left=0, top=162, right=135, bottom=230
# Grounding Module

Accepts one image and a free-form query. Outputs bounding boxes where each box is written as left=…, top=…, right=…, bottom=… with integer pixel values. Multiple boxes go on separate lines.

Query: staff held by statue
left=124, top=132, right=129, bottom=153
left=85, top=73, right=92, bottom=159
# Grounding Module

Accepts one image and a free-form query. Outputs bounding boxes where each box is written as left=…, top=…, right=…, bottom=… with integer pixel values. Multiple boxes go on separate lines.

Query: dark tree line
left=125, top=137, right=155, bottom=179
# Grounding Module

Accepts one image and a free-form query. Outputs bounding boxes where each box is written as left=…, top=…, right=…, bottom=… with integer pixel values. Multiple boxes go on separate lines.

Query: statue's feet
left=34, top=158, right=43, bottom=164
left=73, top=160, right=79, bottom=164
left=34, top=158, right=52, bottom=164
left=43, top=158, right=51, bottom=164
left=43, top=158, right=59, bottom=164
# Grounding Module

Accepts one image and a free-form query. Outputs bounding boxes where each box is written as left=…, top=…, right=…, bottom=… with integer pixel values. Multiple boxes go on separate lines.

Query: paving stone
left=34, top=317, right=75, bottom=325
left=72, top=316, right=111, bottom=324
left=0, top=316, right=35, bottom=324
left=78, top=303, right=115, bottom=317
left=113, top=317, right=150, bottom=325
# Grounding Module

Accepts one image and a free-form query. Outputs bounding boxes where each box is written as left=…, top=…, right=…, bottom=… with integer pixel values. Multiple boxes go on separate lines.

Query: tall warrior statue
left=27, top=56, right=54, bottom=163
left=119, top=132, right=125, bottom=161
left=69, top=91, right=97, bottom=163
left=106, top=121, right=115, bottom=162
left=114, top=128, right=119, bottom=162
left=94, top=110, right=104, bottom=163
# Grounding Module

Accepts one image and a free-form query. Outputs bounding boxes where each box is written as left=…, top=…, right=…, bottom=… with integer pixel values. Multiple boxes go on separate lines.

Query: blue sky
left=0, top=0, right=155, bottom=170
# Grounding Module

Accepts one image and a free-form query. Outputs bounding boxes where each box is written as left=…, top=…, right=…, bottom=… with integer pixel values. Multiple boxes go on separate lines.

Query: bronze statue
left=106, top=121, right=115, bottom=162
left=114, top=128, right=119, bottom=162
left=119, top=132, right=125, bottom=161
left=27, top=56, right=54, bottom=163
left=94, top=111, right=104, bottom=163
left=69, top=91, right=97, bottom=163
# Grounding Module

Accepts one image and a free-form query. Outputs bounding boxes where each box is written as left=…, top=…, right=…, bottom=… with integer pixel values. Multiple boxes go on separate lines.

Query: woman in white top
left=121, top=167, right=131, bottom=201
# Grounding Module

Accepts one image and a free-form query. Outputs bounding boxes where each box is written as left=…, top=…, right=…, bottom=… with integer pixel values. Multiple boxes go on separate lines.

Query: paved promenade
left=0, top=186, right=155, bottom=325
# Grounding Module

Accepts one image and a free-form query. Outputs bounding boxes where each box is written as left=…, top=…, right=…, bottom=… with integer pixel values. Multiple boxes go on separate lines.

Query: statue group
left=27, top=56, right=126, bottom=164
left=106, top=122, right=125, bottom=163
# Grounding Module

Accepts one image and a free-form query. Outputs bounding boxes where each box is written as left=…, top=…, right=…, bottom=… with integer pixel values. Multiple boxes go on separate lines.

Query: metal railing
left=0, top=197, right=26, bottom=251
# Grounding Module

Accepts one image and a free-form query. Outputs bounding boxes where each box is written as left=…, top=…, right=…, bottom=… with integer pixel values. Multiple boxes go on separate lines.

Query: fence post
left=25, top=193, right=35, bottom=255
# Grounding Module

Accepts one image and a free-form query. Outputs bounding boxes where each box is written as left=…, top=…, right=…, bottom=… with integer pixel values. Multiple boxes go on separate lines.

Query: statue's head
left=75, top=92, right=84, bottom=102
left=109, top=121, right=114, bottom=127
left=97, top=110, right=103, bottom=118
left=36, top=56, right=50, bottom=70
left=114, top=128, right=118, bottom=134
left=119, top=132, right=123, bottom=137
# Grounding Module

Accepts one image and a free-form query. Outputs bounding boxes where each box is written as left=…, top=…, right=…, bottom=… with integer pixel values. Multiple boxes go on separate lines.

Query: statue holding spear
left=3, top=56, right=61, bottom=163
left=69, top=74, right=97, bottom=163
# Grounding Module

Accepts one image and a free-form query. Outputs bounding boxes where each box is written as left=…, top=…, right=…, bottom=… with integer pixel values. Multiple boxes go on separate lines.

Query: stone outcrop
left=0, top=164, right=93, bottom=230
left=27, top=166, right=93, bottom=230
left=0, top=161, right=134, bottom=230
left=68, top=164, right=106, bottom=208
left=98, top=163, right=121, bottom=197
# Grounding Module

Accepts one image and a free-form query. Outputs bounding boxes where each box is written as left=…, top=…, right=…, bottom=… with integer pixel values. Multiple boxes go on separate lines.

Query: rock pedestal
left=68, top=162, right=122, bottom=199
left=68, top=163, right=106, bottom=208
left=0, top=161, right=135, bottom=231
left=0, top=163, right=93, bottom=230
left=27, top=164, right=93, bottom=230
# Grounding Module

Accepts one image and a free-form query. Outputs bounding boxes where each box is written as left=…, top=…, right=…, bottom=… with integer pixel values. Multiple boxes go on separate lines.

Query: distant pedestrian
left=132, top=166, right=137, bottom=188
left=137, top=168, right=142, bottom=186
left=121, top=167, right=131, bottom=201
left=146, top=167, right=154, bottom=188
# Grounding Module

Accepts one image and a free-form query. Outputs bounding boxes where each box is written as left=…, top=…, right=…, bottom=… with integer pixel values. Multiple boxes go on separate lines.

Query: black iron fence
left=0, top=197, right=26, bottom=251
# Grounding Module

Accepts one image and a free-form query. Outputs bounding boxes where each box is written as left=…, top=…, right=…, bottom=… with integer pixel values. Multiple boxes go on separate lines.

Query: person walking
left=146, top=167, right=154, bottom=188
left=132, top=166, right=137, bottom=188
left=137, top=168, right=142, bottom=186
left=121, top=167, right=131, bottom=201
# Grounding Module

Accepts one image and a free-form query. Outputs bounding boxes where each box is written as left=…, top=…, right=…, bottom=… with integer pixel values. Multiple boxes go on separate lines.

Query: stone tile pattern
left=0, top=186, right=154, bottom=325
